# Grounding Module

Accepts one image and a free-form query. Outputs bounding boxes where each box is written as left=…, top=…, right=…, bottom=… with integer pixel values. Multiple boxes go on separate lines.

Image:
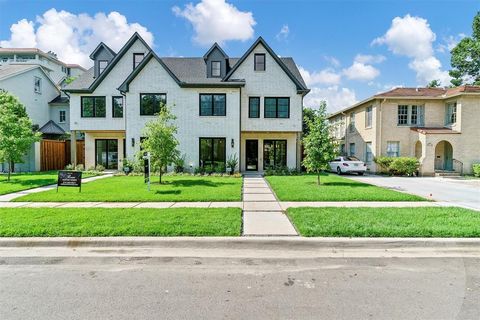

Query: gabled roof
left=223, top=37, right=309, bottom=93
left=38, top=120, right=65, bottom=135
left=203, top=43, right=228, bottom=60
left=89, top=42, right=116, bottom=59
left=0, top=64, right=60, bottom=91
left=64, top=32, right=151, bottom=93
left=49, top=95, right=69, bottom=104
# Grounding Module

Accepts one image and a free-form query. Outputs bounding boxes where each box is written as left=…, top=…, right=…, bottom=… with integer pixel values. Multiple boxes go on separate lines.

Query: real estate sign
left=143, top=152, right=151, bottom=191
left=57, top=171, right=82, bottom=192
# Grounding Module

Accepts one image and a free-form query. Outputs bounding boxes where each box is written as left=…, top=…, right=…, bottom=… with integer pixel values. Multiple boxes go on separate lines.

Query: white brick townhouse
left=64, top=33, right=309, bottom=173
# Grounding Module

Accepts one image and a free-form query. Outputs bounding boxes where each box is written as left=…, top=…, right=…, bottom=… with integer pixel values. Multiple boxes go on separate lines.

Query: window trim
left=263, top=139, right=287, bottom=170
left=199, top=93, right=227, bottom=117
left=248, top=97, right=260, bottom=118
left=254, top=53, right=266, bottom=71
left=365, top=105, right=372, bottom=128
left=445, top=102, right=457, bottom=125
left=211, top=61, right=221, bottom=77
left=263, top=97, right=290, bottom=119
left=98, top=60, right=108, bottom=74
left=133, top=53, right=145, bottom=69
left=349, top=112, right=355, bottom=133
left=199, top=137, right=227, bottom=169
left=386, top=141, right=400, bottom=157
left=59, top=110, right=66, bottom=123
left=139, top=93, right=167, bottom=116
left=112, top=96, right=124, bottom=118
left=81, top=96, right=106, bottom=118
left=397, top=104, right=424, bottom=127
left=365, top=142, right=373, bottom=164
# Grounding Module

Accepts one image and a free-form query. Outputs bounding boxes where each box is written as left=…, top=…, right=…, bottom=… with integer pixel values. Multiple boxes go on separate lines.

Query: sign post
left=57, top=171, right=82, bottom=192
left=143, top=152, right=151, bottom=191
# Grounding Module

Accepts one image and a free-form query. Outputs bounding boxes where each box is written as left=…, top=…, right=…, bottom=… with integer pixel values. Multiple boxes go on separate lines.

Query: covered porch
left=77, top=131, right=126, bottom=171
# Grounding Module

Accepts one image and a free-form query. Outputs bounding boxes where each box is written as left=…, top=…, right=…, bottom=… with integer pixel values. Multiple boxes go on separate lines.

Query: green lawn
left=266, top=174, right=425, bottom=201
left=287, top=207, right=480, bottom=237
left=0, top=171, right=97, bottom=196
left=15, top=175, right=242, bottom=202
left=0, top=207, right=242, bottom=237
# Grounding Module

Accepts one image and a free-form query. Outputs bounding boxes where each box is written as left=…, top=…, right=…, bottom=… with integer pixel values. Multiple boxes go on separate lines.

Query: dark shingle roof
left=38, top=120, right=65, bottom=135
left=63, top=67, right=94, bottom=90
left=49, top=95, right=69, bottom=104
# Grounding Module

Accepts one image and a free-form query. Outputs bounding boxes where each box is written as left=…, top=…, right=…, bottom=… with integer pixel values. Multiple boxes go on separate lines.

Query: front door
left=444, top=142, right=453, bottom=171
left=245, top=140, right=258, bottom=171
left=95, top=139, right=118, bottom=170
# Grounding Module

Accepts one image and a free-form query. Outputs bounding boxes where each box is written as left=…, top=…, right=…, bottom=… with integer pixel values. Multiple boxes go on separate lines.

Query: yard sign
left=57, top=171, right=82, bottom=192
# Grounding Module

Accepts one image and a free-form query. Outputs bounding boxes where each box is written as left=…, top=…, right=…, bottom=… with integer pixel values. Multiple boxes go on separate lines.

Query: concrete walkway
left=242, top=175, right=298, bottom=236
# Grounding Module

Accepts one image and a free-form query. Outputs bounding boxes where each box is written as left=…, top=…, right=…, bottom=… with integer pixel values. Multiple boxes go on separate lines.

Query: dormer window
left=133, top=53, right=144, bottom=69
left=211, top=61, right=221, bottom=77
left=254, top=53, right=265, bottom=71
left=98, top=60, right=108, bottom=74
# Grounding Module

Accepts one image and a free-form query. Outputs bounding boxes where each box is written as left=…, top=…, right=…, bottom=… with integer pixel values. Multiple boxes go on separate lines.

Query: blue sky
left=1, top=0, right=479, bottom=111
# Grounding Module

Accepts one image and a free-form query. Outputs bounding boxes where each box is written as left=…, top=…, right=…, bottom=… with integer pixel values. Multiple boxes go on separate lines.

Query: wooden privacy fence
left=40, top=140, right=85, bottom=171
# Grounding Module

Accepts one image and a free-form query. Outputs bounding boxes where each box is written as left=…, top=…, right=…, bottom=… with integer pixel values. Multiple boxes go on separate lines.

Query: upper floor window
left=211, top=61, right=221, bottom=77
left=98, top=60, right=108, bottom=74
left=200, top=94, right=226, bottom=116
left=349, top=112, right=355, bottom=132
left=445, top=102, right=457, bottom=125
left=264, top=97, right=289, bottom=118
left=34, top=76, right=41, bottom=94
left=365, top=106, right=372, bottom=128
left=249, top=97, right=260, bottom=118
left=81, top=96, right=106, bottom=118
left=254, top=53, right=265, bottom=71
left=59, top=110, right=66, bottom=123
left=112, top=96, right=124, bottom=118
left=349, top=143, right=356, bottom=156
left=386, top=141, right=400, bottom=157
left=133, top=53, right=144, bottom=69
left=397, top=105, right=424, bottom=126
left=140, top=93, right=166, bottom=116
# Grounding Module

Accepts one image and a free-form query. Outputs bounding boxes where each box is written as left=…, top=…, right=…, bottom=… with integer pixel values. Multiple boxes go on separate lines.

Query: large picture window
left=112, top=96, right=124, bottom=118
left=199, top=138, right=226, bottom=170
left=199, top=94, right=226, bottom=116
left=140, top=93, right=166, bottom=116
left=264, top=97, right=289, bottom=118
left=81, top=96, right=106, bottom=118
left=263, top=140, right=287, bottom=170
left=249, top=97, right=260, bottom=118
left=95, top=139, right=118, bottom=169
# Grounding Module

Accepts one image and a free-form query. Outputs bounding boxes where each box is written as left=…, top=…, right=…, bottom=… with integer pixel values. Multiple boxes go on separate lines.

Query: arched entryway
left=414, top=141, right=422, bottom=159
left=434, top=140, right=453, bottom=171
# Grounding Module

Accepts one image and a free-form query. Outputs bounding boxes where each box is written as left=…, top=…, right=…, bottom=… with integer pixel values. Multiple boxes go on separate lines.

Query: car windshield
left=345, top=156, right=360, bottom=161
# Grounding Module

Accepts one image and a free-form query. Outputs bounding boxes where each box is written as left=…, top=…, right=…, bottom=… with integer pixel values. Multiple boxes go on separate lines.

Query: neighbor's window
left=366, top=105, right=372, bottom=128
left=81, top=96, right=106, bottom=118
left=112, top=96, right=124, bottom=118
left=254, top=53, right=266, bottom=71
left=249, top=97, right=260, bottom=118
left=98, top=60, right=108, bottom=74
left=34, top=76, right=41, bottom=94
left=398, top=105, right=424, bottom=126
left=140, top=93, right=166, bottom=116
left=199, top=94, right=226, bottom=116
left=211, top=61, right=221, bottom=77
left=59, top=110, right=66, bottom=123
left=199, top=138, right=226, bottom=169
left=349, top=112, right=355, bottom=132
left=365, top=142, right=373, bottom=164
left=264, top=97, right=289, bottom=118
left=133, top=53, right=144, bottom=69
left=349, top=143, right=356, bottom=156
left=386, top=141, right=400, bottom=157
left=446, top=102, right=457, bottom=125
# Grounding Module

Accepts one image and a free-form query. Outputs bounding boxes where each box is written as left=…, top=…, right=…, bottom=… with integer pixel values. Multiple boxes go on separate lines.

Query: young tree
left=141, top=106, right=179, bottom=184
left=449, top=12, right=480, bottom=86
left=302, top=102, right=337, bottom=185
left=0, top=90, right=41, bottom=181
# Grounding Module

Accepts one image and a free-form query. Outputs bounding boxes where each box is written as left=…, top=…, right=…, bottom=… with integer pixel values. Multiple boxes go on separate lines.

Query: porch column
left=70, top=130, right=77, bottom=167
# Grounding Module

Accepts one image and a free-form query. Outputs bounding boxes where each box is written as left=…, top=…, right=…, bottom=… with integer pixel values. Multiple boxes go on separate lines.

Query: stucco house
left=64, top=33, right=309, bottom=173
left=328, top=87, right=480, bottom=176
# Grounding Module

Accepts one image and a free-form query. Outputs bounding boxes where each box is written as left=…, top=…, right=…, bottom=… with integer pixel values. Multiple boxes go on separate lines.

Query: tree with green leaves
left=449, top=12, right=480, bottom=86
left=427, top=79, right=441, bottom=88
left=302, top=106, right=316, bottom=136
left=302, top=102, right=337, bottom=185
left=141, top=106, right=179, bottom=184
left=0, top=90, right=41, bottom=181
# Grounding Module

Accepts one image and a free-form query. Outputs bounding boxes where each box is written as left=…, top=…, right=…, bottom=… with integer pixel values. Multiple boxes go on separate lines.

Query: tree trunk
left=159, top=165, right=162, bottom=184
left=7, top=163, right=11, bottom=182
left=317, top=171, right=320, bottom=185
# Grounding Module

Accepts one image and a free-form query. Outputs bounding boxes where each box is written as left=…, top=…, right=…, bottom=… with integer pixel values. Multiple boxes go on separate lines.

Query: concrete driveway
left=346, top=175, right=480, bottom=211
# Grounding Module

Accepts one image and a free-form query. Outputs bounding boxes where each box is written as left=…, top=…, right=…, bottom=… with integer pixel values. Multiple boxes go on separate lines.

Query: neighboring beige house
left=328, top=86, right=480, bottom=176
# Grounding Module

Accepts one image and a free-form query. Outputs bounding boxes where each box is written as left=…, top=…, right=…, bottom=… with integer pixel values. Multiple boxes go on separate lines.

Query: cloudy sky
left=0, top=0, right=478, bottom=112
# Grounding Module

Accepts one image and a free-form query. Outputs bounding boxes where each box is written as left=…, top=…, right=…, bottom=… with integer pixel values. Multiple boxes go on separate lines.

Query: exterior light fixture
left=231, top=139, right=234, bottom=148
left=131, top=138, right=135, bottom=147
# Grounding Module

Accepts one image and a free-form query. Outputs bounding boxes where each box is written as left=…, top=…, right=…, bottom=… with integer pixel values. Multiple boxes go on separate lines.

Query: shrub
left=473, top=164, right=480, bottom=177
left=64, top=164, right=74, bottom=170
left=75, top=164, right=85, bottom=171
left=374, top=157, right=394, bottom=173
left=214, top=163, right=226, bottom=174
left=226, top=154, right=239, bottom=174
left=95, top=164, right=105, bottom=172
left=389, top=157, right=419, bottom=176
left=264, top=166, right=298, bottom=176
left=173, top=154, right=186, bottom=173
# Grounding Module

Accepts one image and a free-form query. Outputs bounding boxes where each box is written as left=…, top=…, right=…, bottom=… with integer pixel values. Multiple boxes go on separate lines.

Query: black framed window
left=211, top=61, right=221, bottom=77
left=263, top=140, right=287, bottom=170
left=199, top=138, right=226, bottom=169
left=133, top=53, right=144, bottom=69
left=95, top=139, right=118, bottom=169
left=199, top=94, right=226, bottom=116
left=254, top=53, right=265, bottom=71
left=140, top=93, right=166, bottom=116
left=264, top=97, right=289, bottom=118
left=59, top=110, right=66, bottom=123
left=98, top=60, right=108, bottom=74
left=249, top=97, right=260, bottom=118
left=112, top=96, right=124, bottom=118
left=81, top=96, right=106, bottom=118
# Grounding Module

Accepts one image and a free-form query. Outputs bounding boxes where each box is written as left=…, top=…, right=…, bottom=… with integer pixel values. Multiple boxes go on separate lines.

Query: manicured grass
left=266, top=174, right=426, bottom=201
left=0, top=207, right=242, bottom=236
left=0, top=171, right=97, bottom=195
left=15, top=175, right=242, bottom=202
left=287, top=207, right=480, bottom=237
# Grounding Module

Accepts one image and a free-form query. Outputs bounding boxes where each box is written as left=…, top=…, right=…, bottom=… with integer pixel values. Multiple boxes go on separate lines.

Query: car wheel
left=336, top=167, right=342, bottom=175
left=358, top=172, right=364, bottom=176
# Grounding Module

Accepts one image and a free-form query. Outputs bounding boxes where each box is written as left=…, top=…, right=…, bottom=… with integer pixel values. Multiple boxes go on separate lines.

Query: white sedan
left=329, top=156, right=367, bottom=175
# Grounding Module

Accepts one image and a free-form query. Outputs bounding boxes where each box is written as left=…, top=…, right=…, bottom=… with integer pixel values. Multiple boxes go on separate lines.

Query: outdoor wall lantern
left=131, top=138, right=135, bottom=147
left=231, top=139, right=234, bottom=148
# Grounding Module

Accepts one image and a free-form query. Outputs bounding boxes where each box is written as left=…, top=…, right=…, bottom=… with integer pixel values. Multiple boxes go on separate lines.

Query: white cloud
left=299, top=66, right=341, bottom=86
left=304, top=86, right=357, bottom=113
left=372, top=14, right=450, bottom=85
left=173, top=0, right=256, bottom=46
left=324, top=55, right=341, bottom=67
left=276, top=25, right=289, bottom=41
left=0, top=9, right=154, bottom=68
left=354, top=54, right=386, bottom=64
left=437, top=33, right=466, bottom=53
left=342, top=54, right=384, bottom=81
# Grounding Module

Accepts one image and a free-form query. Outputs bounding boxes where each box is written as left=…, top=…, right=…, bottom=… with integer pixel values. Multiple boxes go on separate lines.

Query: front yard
left=0, top=207, right=242, bottom=236
left=287, top=207, right=480, bottom=237
left=266, top=174, right=426, bottom=201
left=15, top=175, right=242, bottom=202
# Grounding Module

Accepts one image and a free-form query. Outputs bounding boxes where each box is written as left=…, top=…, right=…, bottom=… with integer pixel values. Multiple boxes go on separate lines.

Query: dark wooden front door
left=245, top=140, right=258, bottom=171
